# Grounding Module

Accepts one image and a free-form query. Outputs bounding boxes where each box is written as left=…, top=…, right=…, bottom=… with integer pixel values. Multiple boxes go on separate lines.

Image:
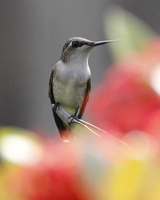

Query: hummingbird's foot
left=68, top=115, right=79, bottom=125
left=68, top=106, right=80, bottom=125
left=52, top=102, right=60, bottom=112
left=74, top=107, right=80, bottom=118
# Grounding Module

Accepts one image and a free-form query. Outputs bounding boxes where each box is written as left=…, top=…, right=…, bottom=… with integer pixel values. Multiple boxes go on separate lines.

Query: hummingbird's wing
left=49, top=68, right=67, bottom=133
left=78, top=77, right=91, bottom=119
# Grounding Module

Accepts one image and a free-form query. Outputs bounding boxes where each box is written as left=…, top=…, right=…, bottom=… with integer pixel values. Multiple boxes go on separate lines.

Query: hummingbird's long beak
left=87, top=39, right=118, bottom=47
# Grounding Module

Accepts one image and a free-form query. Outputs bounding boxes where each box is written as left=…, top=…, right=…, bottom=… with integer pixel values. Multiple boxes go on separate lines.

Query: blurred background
left=0, top=0, right=160, bottom=134
left=1, top=1, right=160, bottom=199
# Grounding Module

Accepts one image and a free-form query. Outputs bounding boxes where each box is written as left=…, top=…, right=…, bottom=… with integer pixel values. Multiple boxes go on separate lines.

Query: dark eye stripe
left=72, top=41, right=83, bottom=48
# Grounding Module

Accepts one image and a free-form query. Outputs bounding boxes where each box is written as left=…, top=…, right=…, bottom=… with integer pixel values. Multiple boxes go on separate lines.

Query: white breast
left=52, top=60, right=91, bottom=115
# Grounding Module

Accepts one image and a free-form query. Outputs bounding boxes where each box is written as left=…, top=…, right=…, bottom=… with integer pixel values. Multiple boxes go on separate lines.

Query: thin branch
left=77, top=118, right=131, bottom=148
left=51, top=104, right=134, bottom=152
left=71, top=120, right=102, bottom=138
left=51, top=104, right=101, bottom=138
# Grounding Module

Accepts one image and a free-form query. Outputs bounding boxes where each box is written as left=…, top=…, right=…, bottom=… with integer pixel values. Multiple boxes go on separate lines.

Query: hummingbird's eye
left=72, top=41, right=82, bottom=48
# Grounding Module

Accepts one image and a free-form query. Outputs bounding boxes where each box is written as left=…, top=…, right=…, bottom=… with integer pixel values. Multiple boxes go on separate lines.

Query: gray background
left=0, top=0, right=160, bottom=135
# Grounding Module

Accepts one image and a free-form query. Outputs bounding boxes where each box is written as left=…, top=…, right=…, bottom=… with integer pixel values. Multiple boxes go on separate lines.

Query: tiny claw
left=68, top=115, right=78, bottom=126
left=52, top=102, right=60, bottom=112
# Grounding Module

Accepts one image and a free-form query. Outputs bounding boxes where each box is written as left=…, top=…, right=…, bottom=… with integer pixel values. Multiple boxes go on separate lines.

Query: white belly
left=53, top=76, right=87, bottom=115
left=54, top=79, right=86, bottom=103
left=52, top=60, right=91, bottom=115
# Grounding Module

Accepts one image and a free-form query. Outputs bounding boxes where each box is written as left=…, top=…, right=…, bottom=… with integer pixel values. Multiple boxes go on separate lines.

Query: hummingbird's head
left=60, top=37, right=116, bottom=63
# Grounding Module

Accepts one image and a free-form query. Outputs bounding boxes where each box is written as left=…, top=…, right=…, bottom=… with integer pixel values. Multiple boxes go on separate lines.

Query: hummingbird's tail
left=54, top=112, right=74, bottom=141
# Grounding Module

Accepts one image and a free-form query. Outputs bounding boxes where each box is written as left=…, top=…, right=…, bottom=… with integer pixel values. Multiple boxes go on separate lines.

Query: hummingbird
left=49, top=37, right=115, bottom=140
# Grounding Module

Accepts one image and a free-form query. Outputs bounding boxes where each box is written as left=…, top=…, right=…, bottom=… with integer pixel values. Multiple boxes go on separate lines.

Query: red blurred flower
left=87, top=37, right=160, bottom=139
left=14, top=140, right=94, bottom=200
